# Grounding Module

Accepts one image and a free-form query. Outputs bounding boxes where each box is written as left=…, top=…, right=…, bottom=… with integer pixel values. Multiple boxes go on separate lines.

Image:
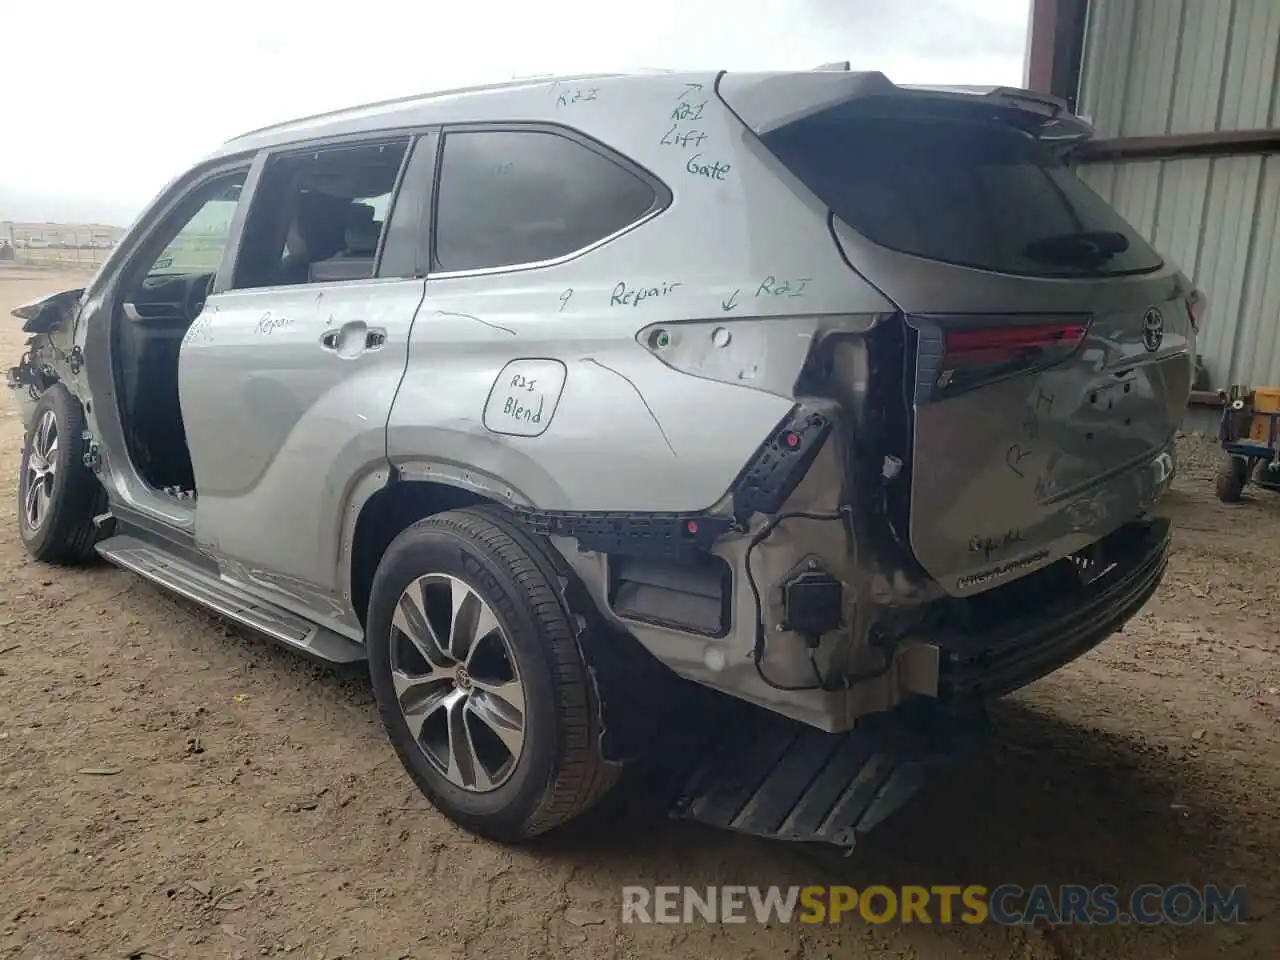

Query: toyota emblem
left=1142, top=306, right=1164, bottom=352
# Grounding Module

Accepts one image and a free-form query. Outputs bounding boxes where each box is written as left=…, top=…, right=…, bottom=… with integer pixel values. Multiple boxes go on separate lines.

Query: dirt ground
left=0, top=266, right=1276, bottom=960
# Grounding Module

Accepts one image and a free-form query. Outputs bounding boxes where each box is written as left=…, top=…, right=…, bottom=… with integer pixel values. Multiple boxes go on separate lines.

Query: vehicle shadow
left=182, top=591, right=1242, bottom=892
left=537, top=696, right=1246, bottom=895
left=530, top=697, right=1265, bottom=956
left=153, top=590, right=1265, bottom=955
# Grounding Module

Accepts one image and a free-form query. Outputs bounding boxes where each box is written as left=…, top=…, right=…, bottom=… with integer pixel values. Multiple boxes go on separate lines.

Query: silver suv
left=8, top=69, right=1195, bottom=848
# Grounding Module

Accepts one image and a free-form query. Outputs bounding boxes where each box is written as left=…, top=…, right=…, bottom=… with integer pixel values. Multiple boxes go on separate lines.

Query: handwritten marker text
left=611, top=280, right=682, bottom=308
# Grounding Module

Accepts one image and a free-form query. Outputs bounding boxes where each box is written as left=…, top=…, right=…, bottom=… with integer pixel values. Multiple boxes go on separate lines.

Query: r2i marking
left=556, top=87, right=599, bottom=108
left=671, top=101, right=706, bottom=121
left=756, top=277, right=809, bottom=298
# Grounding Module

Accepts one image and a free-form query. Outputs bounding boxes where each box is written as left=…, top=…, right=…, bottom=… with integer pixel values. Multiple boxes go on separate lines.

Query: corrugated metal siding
left=1079, top=0, right=1280, bottom=137
left=1080, top=156, right=1280, bottom=388
left=1076, top=0, right=1280, bottom=389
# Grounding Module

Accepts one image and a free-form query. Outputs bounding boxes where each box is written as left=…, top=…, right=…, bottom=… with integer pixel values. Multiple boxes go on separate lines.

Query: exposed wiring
left=13, top=351, right=45, bottom=400
left=745, top=507, right=895, bottom=693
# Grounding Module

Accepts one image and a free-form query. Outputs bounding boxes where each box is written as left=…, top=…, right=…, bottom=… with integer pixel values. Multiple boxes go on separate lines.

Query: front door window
left=145, top=176, right=246, bottom=280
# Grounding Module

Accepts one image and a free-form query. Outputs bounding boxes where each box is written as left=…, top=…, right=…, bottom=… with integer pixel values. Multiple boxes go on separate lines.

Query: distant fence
left=4, top=243, right=111, bottom=270
left=1, top=222, right=118, bottom=270
left=0, top=225, right=228, bottom=273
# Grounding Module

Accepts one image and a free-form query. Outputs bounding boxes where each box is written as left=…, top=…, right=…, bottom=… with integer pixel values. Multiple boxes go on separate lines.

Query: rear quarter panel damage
left=385, top=72, right=895, bottom=512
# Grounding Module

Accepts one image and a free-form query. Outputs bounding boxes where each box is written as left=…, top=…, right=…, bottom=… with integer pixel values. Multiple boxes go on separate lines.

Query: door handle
left=319, top=323, right=387, bottom=356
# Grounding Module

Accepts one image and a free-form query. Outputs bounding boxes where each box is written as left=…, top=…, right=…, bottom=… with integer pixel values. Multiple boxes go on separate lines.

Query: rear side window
left=764, top=109, right=1164, bottom=278
left=231, top=138, right=410, bottom=289
left=433, top=129, right=661, bottom=272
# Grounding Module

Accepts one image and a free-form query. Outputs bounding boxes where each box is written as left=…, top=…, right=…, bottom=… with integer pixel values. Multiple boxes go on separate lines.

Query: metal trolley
left=1217, top=385, right=1280, bottom=502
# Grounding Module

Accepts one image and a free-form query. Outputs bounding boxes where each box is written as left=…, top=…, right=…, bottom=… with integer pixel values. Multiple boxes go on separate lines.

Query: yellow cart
left=1217, top=385, right=1280, bottom=502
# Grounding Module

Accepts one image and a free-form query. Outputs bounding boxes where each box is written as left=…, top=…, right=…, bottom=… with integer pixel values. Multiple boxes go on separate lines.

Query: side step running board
left=671, top=700, right=987, bottom=848
left=95, top=534, right=366, bottom=665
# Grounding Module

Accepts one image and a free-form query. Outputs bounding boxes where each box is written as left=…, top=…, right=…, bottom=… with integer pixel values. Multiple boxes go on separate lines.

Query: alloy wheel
left=23, top=410, right=58, bottom=532
left=389, top=573, right=526, bottom=792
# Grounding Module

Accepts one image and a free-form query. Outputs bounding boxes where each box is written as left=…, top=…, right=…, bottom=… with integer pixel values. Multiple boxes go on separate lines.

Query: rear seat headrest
left=344, top=220, right=381, bottom=257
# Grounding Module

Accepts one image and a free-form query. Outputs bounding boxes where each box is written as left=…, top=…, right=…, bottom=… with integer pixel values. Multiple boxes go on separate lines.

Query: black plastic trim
left=514, top=508, right=734, bottom=563
left=516, top=405, right=831, bottom=561
left=672, top=697, right=987, bottom=848
left=729, top=404, right=832, bottom=520
left=374, top=133, right=431, bottom=280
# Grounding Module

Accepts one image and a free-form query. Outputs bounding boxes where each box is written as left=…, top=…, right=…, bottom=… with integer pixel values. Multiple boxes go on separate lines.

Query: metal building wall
left=1074, top=0, right=1280, bottom=390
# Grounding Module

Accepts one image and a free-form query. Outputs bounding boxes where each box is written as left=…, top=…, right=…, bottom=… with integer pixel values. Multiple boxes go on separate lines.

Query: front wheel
left=366, top=506, right=618, bottom=842
left=1215, top=455, right=1249, bottom=504
left=18, top=383, right=106, bottom=563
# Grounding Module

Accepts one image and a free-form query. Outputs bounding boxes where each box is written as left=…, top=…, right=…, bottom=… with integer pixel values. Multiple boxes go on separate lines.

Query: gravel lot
left=1, top=267, right=1277, bottom=959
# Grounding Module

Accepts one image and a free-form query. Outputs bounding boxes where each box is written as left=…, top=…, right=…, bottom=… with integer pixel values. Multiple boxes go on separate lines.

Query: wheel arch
left=348, top=477, right=685, bottom=766
left=349, top=477, right=499, bottom=628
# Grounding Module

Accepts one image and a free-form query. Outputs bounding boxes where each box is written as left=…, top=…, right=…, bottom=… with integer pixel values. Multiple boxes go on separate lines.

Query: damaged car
left=8, top=69, right=1196, bottom=848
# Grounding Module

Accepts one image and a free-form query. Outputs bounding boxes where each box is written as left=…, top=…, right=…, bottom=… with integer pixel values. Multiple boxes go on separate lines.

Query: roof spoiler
left=720, top=71, right=1094, bottom=143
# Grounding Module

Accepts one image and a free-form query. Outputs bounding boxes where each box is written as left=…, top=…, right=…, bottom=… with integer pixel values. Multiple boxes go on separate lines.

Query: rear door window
left=433, top=128, right=663, bottom=272
left=763, top=107, right=1164, bottom=278
left=230, top=138, right=411, bottom=289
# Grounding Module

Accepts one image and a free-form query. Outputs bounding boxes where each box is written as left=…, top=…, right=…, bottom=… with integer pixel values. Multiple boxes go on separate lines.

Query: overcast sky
left=1, top=0, right=1030, bottom=226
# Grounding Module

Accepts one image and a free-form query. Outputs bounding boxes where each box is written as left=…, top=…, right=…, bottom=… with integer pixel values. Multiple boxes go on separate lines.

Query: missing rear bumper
left=933, top=517, right=1171, bottom=701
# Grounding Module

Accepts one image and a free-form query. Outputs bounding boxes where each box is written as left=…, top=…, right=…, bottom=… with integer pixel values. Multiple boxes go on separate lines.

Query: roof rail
left=225, top=72, right=625, bottom=143
left=228, top=91, right=446, bottom=142
left=813, top=60, right=851, bottom=71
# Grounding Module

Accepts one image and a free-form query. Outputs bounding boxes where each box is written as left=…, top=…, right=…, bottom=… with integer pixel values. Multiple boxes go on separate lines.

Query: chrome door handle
left=320, top=329, right=341, bottom=350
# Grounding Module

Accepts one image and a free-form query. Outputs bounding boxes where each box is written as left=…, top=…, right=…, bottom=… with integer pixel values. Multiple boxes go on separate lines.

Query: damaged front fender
left=10, top=287, right=84, bottom=334
left=7, top=287, right=85, bottom=431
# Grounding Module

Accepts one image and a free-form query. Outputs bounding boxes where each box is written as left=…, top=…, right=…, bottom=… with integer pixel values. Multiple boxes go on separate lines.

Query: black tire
left=1253, top=459, right=1280, bottom=489
left=17, top=383, right=106, bottom=563
left=1215, top=455, right=1248, bottom=503
left=366, top=505, right=618, bottom=841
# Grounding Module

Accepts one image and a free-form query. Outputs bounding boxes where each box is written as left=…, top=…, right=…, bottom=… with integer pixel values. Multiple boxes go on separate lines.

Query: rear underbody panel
left=668, top=515, right=1169, bottom=847
left=671, top=698, right=986, bottom=847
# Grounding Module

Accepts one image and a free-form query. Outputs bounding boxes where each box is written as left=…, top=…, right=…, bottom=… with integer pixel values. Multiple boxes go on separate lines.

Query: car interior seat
left=279, top=191, right=351, bottom=286
left=308, top=203, right=380, bottom=283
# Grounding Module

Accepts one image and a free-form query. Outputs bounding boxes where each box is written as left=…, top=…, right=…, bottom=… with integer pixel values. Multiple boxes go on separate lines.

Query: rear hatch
left=720, top=72, right=1194, bottom=595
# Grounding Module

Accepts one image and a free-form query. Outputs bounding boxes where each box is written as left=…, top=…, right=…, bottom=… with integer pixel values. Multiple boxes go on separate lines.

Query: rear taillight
left=930, top=317, right=1089, bottom=395
left=1187, top=289, right=1207, bottom=333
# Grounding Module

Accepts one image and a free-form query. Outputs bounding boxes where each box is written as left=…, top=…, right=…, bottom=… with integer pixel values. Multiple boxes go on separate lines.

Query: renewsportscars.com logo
left=621, top=884, right=1248, bottom=926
